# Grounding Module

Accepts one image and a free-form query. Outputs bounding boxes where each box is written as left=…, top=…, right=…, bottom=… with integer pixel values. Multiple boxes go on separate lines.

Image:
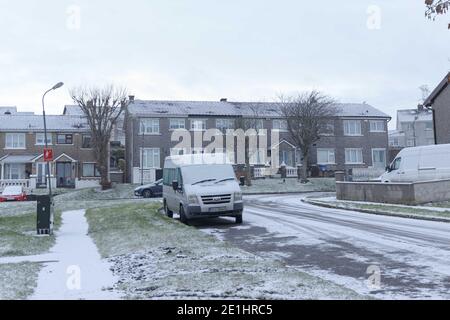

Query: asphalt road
left=192, top=193, right=450, bottom=299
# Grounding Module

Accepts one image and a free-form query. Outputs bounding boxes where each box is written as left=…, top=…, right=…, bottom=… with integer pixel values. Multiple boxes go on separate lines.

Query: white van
left=380, top=144, right=450, bottom=183
left=162, top=153, right=244, bottom=224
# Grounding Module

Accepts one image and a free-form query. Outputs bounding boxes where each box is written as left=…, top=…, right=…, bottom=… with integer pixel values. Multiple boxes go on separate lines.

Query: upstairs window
left=190, top=119, right=207, bottom=131
left=5, top=133, right=26, bottom=149
left=370, top=120, right=385, bottom=132
left=169, top=118, right=186, bottom=130
left=273, top=119, right=288, bottom=131
left=57, top=134, right=73, bottom=145
left=216, top=119, right=235, bottom=131
left=35, top=133, right=52, bottom=145
left=140, top=119, right=160, bottom=134
left=82, top=134, right=92, bottom=148
left=344, top=120, right=362, bottom=136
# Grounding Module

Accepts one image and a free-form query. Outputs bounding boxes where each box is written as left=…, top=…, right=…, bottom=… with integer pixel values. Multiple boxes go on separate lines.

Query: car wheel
left=179, top=205, right=189, bottom=225
left=143, top=189, right=152, bottom=198
left=164, top=200, right=173, bottom=218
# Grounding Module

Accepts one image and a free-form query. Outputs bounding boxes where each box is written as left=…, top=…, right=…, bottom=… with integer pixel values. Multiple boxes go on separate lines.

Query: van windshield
left=181, top=165, right=235, bottom=185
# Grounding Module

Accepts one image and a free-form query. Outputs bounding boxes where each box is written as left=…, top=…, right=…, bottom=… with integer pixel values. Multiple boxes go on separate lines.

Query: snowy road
left=195, top=194, right=450, bottom=299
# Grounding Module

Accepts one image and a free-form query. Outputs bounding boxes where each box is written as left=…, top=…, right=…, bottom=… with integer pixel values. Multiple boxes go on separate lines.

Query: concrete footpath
left=31, top=210, right=119, bottom=300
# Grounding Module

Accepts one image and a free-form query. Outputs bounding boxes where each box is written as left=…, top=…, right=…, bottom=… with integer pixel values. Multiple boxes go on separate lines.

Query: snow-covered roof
left=0, top=106, right=18, bottom=114
left=127, top=100, right=391, bottom=119
left=63, top=105, right=85, bottom=116
left=397, top=109, right=433, bottom=123
left=0, top=154, right=37, bottom=164
left=0, top=115, right=89, bottom=132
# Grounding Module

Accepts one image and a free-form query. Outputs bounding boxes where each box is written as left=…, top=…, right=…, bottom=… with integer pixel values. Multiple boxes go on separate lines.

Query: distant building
left=424, top=72, right=450, bottom=145
left=124, top=99, right=391, bottom=184
left=0, top=106, right=34, bottom=115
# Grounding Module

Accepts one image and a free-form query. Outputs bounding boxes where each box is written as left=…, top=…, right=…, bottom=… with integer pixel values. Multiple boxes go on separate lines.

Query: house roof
left=424, top=72, right=450, bottom=107
left=63, top=105, right=85, bottom=116
left=0, top=106, right=18, bottom=114
left=397, top=109, right=433, bottom=123
left=0, top=154, right=37, bottom=164
left=127, top=100, right=391, bottom=119
left=0, top=115, right=89, bottom=132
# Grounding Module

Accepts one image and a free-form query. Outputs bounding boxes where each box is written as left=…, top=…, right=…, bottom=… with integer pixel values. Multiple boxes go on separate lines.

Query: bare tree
left=234, top=103, right=264, bottom=186
left=279, top=91, right=338, bottom=183
left=425, top=0, right=449, bottom=28
left=70, top=85, right=128, bottom=190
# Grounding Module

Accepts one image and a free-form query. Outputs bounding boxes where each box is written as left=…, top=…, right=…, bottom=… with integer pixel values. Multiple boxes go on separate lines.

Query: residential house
left=124, top=99, right=391, bottom=183
left=0, top=113, right=101, bottom=191
left=424, top=72, right=450, bottom=144
left=388, top=108, right=435, bottom=162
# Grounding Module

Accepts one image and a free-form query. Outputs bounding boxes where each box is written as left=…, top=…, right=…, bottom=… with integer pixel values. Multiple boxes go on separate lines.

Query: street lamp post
left=42, top=82, right=64, bottom=201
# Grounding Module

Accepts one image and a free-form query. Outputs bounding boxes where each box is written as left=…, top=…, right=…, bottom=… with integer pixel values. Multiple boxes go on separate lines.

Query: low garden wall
left=336, top=179, right=450, bottom=205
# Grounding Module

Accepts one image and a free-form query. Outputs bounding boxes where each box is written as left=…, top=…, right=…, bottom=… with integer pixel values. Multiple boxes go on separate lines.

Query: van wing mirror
left=172, top=180, right=179, bottom=191
left=386, top=165, right=392, bottom=172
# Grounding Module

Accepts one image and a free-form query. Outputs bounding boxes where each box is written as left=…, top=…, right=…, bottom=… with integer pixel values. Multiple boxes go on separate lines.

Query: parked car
left=134, top=179, right=163, bottom=198
left=0, top=186, right=27, bottom=202
left=381, top=144, right=450, bottom=183
left=163, top=153, right=243, bottom=224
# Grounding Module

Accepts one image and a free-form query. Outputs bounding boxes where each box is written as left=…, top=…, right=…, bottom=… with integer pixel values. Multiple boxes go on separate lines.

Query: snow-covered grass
left=86, top=202, right=362, bottom=300
left=0, top=263, right=40, bottom=299
left=242, top=178, right=335, bottom=194
left=55, top=184, right=140, bottom=201
left=305, top=196, right=450, bottom=221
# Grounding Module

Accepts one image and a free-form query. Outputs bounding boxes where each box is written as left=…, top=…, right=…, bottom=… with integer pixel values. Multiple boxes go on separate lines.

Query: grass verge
left=0, top=263, right=41, bottom=299
left=86, top=202, right=363, bottom=300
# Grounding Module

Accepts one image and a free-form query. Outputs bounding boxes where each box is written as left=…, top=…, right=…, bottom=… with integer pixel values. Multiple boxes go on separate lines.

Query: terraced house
left=0, top=112, right=101, bottom=191
left=124, top=99, right=390, bottom=183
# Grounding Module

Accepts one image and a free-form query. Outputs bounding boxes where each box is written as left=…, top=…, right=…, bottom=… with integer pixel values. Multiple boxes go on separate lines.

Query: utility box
left=37, top=195, right=53, bottom=235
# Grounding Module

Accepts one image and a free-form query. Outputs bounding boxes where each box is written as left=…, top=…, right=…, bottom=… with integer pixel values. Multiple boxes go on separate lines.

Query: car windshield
left=182, top=164, right=235, bottom=185
left=2, top=186, right=22, bottom=196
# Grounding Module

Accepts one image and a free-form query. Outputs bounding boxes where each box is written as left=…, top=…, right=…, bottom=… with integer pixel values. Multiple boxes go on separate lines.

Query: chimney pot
left=129, top=95, right=135, bottom=103
left=220, top=98, right=227, bottom=102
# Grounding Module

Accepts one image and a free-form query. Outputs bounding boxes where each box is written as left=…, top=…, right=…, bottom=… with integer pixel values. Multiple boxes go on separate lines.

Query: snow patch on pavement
left=30, top=210, right=119, bottom=300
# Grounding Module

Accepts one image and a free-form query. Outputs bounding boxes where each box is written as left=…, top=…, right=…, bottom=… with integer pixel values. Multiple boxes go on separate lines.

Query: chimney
left=129, top=95, right=135, bottom=103
left=220, top=98, right=228, bottom=102
left=4, top=111, right=11, bottom=115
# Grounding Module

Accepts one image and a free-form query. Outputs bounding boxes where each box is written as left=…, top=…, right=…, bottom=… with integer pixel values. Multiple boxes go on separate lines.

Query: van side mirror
left=386, top=166, right=391, bottom=173
left=172, top=180, right=179, bottom=191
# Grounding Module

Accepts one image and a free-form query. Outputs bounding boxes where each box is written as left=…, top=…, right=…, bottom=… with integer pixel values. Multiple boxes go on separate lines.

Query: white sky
left=0, top=1, right=449, bottom=128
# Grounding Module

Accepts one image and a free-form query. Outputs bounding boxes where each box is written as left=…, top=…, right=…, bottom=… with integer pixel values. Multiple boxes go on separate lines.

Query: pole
left=141, top=128, right=144, bottom=185
left=42, top=89, right=53, bottom=200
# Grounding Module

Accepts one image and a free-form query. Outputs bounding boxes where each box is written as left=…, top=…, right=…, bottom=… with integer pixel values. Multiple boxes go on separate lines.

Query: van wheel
left=235, top=213, right=243, bottom=224
left=164, top=200, right=173, bottom=218
left=179, top=205, right=189, bottom=225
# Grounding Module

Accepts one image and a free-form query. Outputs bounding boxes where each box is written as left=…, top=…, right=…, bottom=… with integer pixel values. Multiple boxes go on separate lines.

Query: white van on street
left=380, top=144, right=450, bottom=183
left=162, top=153, right=244, bottom=224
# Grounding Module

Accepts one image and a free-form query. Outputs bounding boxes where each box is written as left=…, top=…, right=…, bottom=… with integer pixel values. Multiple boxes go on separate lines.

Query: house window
left=35, top=133, right=52, bottom=145
left=192, top=148, right=204, bottom=154
left=82, top=163, right=100, bottom=177
left=190, top=119, right=207, bottom=131
left=82, top=134, right=92, bottom=148
left=273, top=119, right=288, bottom=131
left=317, top=149, right=335, bottom=164
left=5, top=133, right=25, bottom=149
left=3, top=164, right=25, bottom=180
left=57, top=134, right=73, bottom=145
left=140, top=119, right=160, bottom=134
left=390, top=137, right=400, bottom=147
left=344, top=120, right=362, bottom=136
left=345, top=148, right=363, bottom=164
left=141, top=148, right=161, bottom=168
left=402, top=123, right=413, bottom=132
left=216, top=119, right=235, bottom=131
left=406, top=139, right=415, bottom=147
left=370, top=120, right=385, bottom=132
left=169, top=118, right=186, bottom=130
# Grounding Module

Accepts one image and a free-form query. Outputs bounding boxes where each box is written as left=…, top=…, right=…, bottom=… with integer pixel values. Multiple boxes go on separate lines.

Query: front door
left=56, top=162, right=74, bottom=188
left=36, top=163, right=49, bottom=187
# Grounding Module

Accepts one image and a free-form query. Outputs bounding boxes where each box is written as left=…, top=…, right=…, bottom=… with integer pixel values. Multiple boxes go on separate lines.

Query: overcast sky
left=0, top=0, right=449, bottom=128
